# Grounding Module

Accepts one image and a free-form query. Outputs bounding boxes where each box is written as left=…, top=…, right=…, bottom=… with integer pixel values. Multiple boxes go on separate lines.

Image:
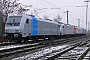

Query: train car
left=4, top=14, right=86, bottom=42
left=4, top=15, right=61, bottom=42
left=60, top=24, right=74, bottom=37
left=82, top=28, right=86, bottom=35
left=76, top=27, right=82, bottom=35
left=74, top=26, right=76, bottom=34
left=75, top=26, right=86, bottom=35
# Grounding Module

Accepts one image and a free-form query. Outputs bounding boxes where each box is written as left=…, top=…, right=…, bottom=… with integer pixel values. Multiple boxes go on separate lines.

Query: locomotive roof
left=8, top=14, right=63, bottom=25
left=37, top=18, right=62, bottom=25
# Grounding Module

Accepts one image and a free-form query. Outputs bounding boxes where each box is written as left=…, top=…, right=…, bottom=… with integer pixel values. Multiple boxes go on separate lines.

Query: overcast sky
left=18, top=0, right=90, bottom=29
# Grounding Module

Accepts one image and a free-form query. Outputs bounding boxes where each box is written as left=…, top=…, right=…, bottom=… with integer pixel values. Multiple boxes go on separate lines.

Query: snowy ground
left=12, top=45, right=68, bottom=60
left=0, top=43, right=38, bottom=51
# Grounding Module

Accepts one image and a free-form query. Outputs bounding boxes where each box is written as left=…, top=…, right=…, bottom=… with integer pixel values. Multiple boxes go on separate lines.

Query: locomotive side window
left=26, top=19, right=29, bottom=24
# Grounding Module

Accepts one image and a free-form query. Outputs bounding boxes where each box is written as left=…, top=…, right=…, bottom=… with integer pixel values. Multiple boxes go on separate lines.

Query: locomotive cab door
left=60, top=25, right=64, bottom=35
left=23, top=19, right=29, bottom=37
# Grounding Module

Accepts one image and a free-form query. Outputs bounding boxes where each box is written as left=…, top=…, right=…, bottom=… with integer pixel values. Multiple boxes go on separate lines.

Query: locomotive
left=4, top=14, right=86, bottom=42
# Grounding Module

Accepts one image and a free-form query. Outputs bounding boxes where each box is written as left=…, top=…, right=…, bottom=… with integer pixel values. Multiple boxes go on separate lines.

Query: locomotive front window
left=6, top=16, right=22, bottom=27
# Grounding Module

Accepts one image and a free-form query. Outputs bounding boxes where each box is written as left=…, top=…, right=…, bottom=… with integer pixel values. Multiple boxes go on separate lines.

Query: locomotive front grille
left=5, top=33, right=22, bottom=38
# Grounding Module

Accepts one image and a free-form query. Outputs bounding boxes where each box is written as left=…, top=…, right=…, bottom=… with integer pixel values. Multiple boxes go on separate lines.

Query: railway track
left=0, top=36, right=86, bottom=60
left=47, top=40, right=90, bottom=60
left=0, top=42, right=17, bottom=46
left=9, top=36, right=87, bottom=60
left=83, top=49, right=90, bottom=60
left=0, top=43, right=43, bottom=58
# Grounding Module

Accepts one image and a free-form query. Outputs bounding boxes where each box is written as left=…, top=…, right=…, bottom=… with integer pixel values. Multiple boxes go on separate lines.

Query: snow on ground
left=0, top=43, right=38, bottom=50
left=12, top=45, right=68, bottom=60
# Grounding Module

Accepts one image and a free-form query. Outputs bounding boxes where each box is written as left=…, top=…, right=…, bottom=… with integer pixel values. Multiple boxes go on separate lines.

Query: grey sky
left=19, top=0, right=90, bottom=29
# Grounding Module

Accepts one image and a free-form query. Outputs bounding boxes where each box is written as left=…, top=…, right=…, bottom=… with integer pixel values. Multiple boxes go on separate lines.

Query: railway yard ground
left=0, top=35, right=90, bottom=60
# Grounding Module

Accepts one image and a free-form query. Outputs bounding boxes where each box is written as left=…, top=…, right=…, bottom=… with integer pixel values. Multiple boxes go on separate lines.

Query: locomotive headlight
left=4, top=34, right=7, bottom=37
left=3, top=34, right=8, bottom=38
left=14, top=34, right=18, bottom=38
left=3, top=34, right=7, bottom=37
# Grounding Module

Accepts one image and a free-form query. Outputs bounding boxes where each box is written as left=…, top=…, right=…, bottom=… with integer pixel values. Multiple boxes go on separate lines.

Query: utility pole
left=88, top=22, right=89, bottom=30
left=77, top=1, right=89, bottom=37
left=67, top=10, right=69, bottom=24
left=84, top=0, right=89, bottom=36
left=76, top=19, right=80, bottom=27
left=63, top=10, right=69, bottom=24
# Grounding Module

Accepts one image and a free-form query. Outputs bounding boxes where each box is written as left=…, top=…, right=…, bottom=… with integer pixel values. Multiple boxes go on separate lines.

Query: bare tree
left=27, top=9, right=40, bottom=17
left=54, top=14, right=62, bottom=22
left=44, top=15, right=49, bottom=20
left=1, top=0, right=31, bottom=20
left=1, top=0, right=20, bottom=20
left=17, top=6, right=29, bottom=15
